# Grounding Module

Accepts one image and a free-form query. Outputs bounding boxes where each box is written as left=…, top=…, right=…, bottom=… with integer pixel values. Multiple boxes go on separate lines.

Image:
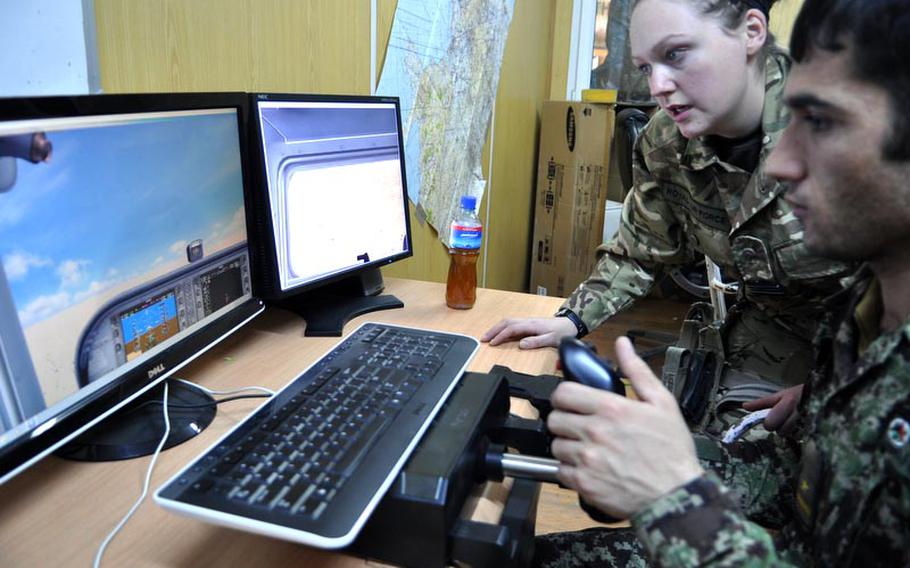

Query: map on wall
left=377, top=0, right=514, bottom=242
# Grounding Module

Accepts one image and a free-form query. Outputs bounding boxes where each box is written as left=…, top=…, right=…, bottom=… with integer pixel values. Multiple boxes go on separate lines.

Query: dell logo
left=147, top=363, right=166, bottom=379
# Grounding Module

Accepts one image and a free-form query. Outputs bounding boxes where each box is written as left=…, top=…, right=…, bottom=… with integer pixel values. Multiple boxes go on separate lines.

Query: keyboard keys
left=158, top=323, right=478, bottom=548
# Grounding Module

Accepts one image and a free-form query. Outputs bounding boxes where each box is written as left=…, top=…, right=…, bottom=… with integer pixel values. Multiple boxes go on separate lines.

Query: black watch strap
left=555, top=308, right=588, bottom=338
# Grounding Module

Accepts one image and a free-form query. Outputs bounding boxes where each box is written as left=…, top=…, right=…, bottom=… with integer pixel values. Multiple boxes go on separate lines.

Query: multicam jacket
left=561, top=48, right=851, bottom=347
left=631, top=268, right=910, bottom=566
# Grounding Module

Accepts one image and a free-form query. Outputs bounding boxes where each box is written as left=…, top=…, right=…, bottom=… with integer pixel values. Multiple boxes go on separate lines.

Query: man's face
left=766, top=47, right=910, bottom=262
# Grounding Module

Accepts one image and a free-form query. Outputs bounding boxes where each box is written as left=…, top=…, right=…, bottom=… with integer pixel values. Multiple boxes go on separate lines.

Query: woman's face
left=631, top=0, right=760, bottom=139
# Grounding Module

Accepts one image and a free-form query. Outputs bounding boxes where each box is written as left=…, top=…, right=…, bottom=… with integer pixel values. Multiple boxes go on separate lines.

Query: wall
left=95, top=1, right=373, bottom=94
left=770, top=0, right=805, bottom=49
left=94, top=0, right=555, bottom=293
left=0, top=0, right=99, bottom=96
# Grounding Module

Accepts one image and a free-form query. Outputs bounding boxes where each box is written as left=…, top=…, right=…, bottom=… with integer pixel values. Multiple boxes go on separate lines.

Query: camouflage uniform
left=533, top=433, right=800, bottom=567
left=560, top=48, right=853, bottom=423
left=536, top=268, right=910, bottom=566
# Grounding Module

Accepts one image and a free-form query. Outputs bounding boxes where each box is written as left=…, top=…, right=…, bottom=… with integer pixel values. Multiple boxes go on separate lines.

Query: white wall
left=0, top=0, right=99, bottom=96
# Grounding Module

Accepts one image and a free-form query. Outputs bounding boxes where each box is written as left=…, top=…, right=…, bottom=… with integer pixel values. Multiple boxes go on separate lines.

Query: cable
left=93, top=381, right=171, bottom=568
left=136, top=393, right=270, bottom=410
left=175, top=377, right=275, bottom=397
left=92, top=378, right=274, bottom=566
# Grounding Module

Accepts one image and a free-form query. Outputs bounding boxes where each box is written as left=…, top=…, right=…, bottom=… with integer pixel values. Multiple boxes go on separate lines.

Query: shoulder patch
left=887, top=417, right=910, bottom=449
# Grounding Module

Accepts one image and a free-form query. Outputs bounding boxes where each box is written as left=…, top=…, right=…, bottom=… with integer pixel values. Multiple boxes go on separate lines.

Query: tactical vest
left=662, top=302, right=782, bottom=434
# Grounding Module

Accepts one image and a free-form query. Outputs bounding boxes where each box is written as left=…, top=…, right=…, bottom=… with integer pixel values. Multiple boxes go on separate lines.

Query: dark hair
left=791, top=0, right=910, bottom=161
left=633, top=0, right=779, bottom=55
left=697, top=0, right=777, bottom=32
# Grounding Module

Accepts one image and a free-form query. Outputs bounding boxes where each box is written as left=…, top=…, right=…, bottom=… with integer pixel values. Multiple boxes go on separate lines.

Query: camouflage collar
left=814, top=264, right=867, bottom=313
left=839, top=263, right=873, bottom=290
left=854, top=274, right=883, bottom=355
left=841, top=266, right=910, bottom=376
left=679, top=48, right=793, bottom=232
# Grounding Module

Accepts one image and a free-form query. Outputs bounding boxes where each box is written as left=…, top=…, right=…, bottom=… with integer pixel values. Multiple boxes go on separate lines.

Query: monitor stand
left=55, top=378, right=216, bottom=462
left=274, top=268, right=404, bottom=337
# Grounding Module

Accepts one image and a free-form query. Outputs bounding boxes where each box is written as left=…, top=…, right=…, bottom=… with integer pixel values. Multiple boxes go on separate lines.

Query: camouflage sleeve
left=562, top=138, right=695, bottom=331
left=632, top=472, right=794, bottom=568
left=694, top=434, right=800, bottom=528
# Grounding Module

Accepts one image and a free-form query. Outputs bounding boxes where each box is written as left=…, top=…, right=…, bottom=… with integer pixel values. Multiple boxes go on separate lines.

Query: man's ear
left=744, top=8, right=769, bottom=58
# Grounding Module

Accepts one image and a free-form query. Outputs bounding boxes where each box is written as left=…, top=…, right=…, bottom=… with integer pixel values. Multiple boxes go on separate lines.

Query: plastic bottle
left=446, top=195, right=482, bottom=309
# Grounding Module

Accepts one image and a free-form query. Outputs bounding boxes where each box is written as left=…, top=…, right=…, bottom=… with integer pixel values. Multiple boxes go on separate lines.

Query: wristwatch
left=554, top=307, right=588, bottom=338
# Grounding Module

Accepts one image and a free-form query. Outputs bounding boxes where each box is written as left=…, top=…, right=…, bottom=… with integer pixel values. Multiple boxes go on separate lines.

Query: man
left=536, top=0, right=910, bottom=565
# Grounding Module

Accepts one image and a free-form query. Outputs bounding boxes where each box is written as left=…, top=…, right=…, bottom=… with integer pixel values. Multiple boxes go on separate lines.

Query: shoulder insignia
left=887, top=417, right=910, bottom=449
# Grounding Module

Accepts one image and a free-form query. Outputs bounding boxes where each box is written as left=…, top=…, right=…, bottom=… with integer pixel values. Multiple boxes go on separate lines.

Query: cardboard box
left=530, top=101, right=615, bottom=298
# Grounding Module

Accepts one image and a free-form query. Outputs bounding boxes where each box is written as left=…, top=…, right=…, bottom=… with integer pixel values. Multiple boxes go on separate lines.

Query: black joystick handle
left=557, top=337, right=625, bottom=524
left=558, top=338, right=625, bottom=396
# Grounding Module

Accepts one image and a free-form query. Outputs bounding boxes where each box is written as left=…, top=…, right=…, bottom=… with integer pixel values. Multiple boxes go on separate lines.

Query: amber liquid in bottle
left=445, top=248, right=479, bottom=309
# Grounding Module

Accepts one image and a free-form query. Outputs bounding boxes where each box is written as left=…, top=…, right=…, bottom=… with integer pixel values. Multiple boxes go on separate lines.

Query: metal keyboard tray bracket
left=349, top=367, right=549, bottom=568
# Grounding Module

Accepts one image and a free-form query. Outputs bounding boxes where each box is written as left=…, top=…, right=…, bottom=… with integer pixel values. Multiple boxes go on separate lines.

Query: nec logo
left=147, top=363, right=166, bottom=379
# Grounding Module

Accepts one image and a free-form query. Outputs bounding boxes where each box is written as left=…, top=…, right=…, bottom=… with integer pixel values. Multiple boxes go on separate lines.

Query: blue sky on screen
left=0, top=112, right=245, bottom=327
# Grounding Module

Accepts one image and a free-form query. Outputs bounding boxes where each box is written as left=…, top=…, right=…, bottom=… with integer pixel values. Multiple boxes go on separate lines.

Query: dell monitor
left=247, top=94, right=412, bottom=336
left=0, top=93, right=263, bottom=484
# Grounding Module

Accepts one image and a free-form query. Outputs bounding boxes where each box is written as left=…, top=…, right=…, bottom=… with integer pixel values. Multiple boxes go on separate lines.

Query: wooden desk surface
left=0, top=278, right=686, bottom=567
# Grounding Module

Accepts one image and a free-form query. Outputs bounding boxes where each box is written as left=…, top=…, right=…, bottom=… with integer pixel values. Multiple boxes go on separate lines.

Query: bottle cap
left=460, top=195, right=477, bottom=211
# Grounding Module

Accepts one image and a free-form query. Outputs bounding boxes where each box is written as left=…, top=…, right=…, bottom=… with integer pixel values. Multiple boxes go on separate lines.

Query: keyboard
left=155, top=322, right=478, bottom=549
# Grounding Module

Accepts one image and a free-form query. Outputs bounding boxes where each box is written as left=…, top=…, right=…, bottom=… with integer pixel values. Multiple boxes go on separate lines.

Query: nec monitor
left=248, top=94, right=412, bottom=336
left=0, top=93, right=264, bottom=484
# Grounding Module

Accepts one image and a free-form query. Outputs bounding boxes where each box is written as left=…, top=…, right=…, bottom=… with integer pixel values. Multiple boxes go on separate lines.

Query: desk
left=0, top=278, right=685, bottom=567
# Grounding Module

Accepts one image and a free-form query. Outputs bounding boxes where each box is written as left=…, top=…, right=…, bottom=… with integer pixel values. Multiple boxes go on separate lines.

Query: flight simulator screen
left=120, top=291, right=180, bottom=361
left=0, top=108, right=253, bottom=446
left=255, top=100, right=410, bottom=293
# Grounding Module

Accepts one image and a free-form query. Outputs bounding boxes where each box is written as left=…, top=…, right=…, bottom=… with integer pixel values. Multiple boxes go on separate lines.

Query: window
left=567, top=0, right=617, bottom=98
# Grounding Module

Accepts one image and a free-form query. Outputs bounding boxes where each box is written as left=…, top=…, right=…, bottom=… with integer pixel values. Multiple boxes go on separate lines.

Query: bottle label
left=450, top=224, right=482, bottom=249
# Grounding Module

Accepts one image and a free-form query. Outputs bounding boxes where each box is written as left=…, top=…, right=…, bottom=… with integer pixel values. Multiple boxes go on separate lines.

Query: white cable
left=174, top=377, right=275, bottom=397
left=93, top=381, right=172, bottom=568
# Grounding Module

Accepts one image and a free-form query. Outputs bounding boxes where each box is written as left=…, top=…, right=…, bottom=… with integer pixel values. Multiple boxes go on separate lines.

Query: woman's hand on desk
left=480, top=317, right=576, bottom=349
left=547, top=337, right=704, bottom=519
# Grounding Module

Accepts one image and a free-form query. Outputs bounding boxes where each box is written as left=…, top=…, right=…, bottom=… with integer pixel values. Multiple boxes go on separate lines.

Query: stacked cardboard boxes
left=529, top=101, right=615, bottom=298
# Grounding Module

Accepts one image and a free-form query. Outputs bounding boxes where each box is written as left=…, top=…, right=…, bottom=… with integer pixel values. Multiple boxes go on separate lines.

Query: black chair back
left=614, top=107, right=650, bottom=196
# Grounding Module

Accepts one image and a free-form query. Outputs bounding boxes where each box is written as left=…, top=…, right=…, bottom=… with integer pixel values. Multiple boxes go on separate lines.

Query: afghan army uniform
left=535, top=268, right=910, bottom=567
left=559, top=47, right=853, bottom=435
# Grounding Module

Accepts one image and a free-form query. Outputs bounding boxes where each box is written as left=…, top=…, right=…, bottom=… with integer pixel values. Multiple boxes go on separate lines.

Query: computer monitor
left=247, top=94, right=412, bottom=336
left=0, top=93, right=264, bottom=484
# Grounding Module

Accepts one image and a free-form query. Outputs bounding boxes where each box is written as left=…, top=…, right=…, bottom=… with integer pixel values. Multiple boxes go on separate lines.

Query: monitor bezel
left=0, top=92, right=264, bottom=484
left=246, top=92, right=413, bottom=301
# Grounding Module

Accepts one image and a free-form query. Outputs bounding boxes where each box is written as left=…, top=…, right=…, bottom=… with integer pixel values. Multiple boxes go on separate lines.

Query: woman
left=484, top=0, right=852, bottom=436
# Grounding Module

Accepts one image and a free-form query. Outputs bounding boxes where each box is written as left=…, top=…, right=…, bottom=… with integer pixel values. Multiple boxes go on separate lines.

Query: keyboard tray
left=155, top=322, right=478, bottom=549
